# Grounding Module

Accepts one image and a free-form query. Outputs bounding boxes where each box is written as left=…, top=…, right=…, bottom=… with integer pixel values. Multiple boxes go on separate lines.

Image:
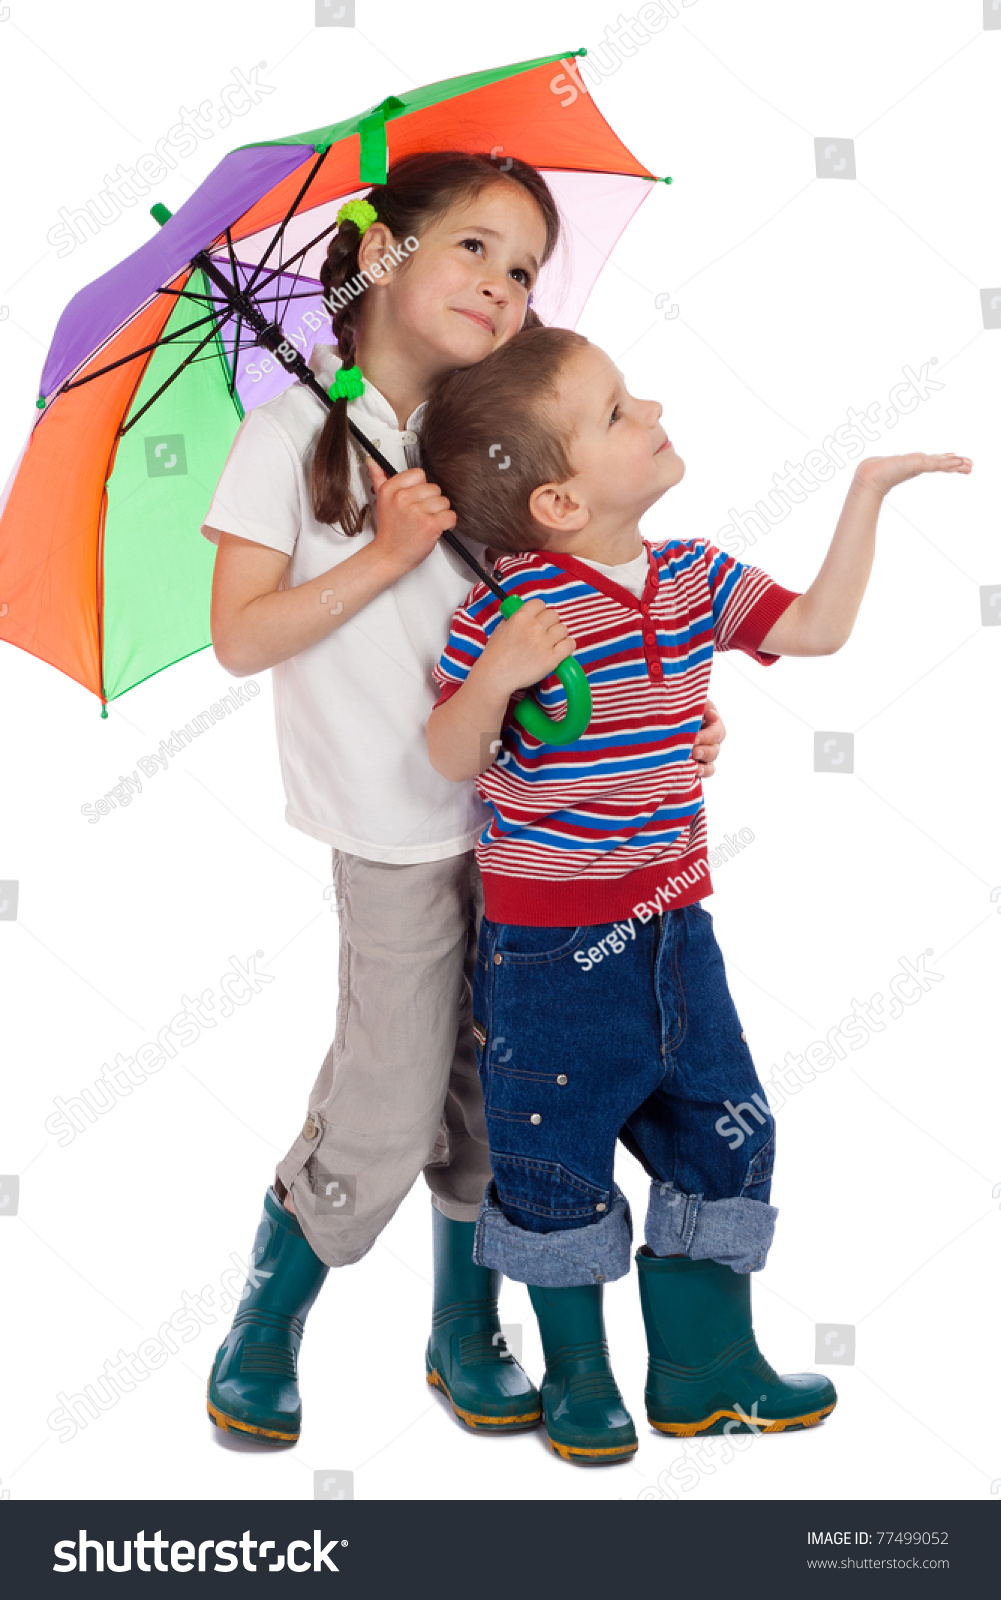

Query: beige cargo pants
left=275, top=848, right=491, bottom=1268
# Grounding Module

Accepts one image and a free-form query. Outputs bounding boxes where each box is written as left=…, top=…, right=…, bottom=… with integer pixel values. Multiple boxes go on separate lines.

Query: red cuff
left=431, top=680, right=463, bottom=709
left=730, top=584, right=801, bottom=664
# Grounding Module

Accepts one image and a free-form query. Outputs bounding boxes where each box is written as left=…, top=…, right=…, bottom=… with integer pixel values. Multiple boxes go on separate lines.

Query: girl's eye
left=610, top=403, right=622, bottom=425
left=459, top=238, right=531, bottom=289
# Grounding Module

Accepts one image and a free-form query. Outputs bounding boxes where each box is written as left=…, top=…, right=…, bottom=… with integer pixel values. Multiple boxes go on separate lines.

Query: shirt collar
left=541, top=544, right=659, bottom=610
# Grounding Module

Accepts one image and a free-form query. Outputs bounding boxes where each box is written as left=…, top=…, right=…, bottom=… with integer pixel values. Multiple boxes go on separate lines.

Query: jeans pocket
left=492, top=921, right=588, bottom=964
left=490, top=1150, right=612, bottom=1225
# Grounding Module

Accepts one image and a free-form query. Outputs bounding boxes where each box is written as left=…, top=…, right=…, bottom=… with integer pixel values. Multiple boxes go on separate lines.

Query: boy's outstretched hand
left=854, top=452, right=972, bottom=497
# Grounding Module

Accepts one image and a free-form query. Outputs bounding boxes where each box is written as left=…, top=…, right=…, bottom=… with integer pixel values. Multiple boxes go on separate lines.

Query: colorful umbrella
left=0, top=47, right=666, bottom=716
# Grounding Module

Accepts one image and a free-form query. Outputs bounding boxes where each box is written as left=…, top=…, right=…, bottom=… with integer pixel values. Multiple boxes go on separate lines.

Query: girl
left=421, top=325, right=970, bottom=1462
left=200, top=152, right=727, bottom=1445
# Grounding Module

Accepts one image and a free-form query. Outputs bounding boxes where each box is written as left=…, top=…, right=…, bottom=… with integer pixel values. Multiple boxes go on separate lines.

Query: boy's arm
left=428, top=598, right=577, bottom=782
left=758, top=452, right=971, bottom=657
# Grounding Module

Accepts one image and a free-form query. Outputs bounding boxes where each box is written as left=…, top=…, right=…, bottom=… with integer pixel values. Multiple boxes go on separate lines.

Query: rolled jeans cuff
left=645, top=1179, right=778, bottom=1273
left=473, top=1181, right=633, bottom=1287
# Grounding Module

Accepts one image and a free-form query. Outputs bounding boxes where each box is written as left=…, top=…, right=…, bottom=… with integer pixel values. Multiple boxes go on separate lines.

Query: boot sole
left=426, top=1366, right=542, bottom=1431
left=206, top=1395, right=299, bottom=1444
left=649, top=1399, right=837, bottom=1436
left=547, top=1435, right=639, bottom=1465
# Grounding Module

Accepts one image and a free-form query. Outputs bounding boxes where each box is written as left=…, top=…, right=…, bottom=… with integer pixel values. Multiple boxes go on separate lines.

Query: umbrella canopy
left=0, top=47, right=664, bottom=714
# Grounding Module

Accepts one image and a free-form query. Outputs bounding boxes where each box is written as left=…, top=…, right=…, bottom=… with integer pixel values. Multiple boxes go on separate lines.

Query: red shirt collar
left=529, top=543, right=659, bottom=611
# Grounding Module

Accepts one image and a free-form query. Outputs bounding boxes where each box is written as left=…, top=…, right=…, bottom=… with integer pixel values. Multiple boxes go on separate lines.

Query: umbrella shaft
left=192, top=249, right=504, bottom=602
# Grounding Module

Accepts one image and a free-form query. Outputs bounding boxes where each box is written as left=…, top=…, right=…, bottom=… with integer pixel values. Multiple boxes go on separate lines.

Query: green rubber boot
left=528, top=1284, right=638, bottom=1465
left=425, top=1208, right=541, bottom=1431
left=207, top=1188, right=328, bottom=1444
left=636, top=1249, right=837, bottom=1435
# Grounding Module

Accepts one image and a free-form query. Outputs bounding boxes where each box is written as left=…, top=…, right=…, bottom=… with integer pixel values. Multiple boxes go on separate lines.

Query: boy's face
left=368, top=183, right=548, bottom=373
left=533, top=343, right=685, bottom=547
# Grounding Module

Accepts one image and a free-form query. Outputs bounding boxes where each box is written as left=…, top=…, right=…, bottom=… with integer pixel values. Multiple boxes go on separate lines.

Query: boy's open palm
left=365, top=458, right=457, bottom=573
left=854, top=452, right=972, bottom=496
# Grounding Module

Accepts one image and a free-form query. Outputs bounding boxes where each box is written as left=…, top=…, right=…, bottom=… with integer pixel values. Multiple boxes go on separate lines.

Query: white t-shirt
left=201, top=344, right=490, bottom=863
left=575, top=546, right=650, bottom=598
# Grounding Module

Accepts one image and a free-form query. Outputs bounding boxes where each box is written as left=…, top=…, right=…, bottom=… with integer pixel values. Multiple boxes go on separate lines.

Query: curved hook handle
left=499, top=595, right=592, bottom=746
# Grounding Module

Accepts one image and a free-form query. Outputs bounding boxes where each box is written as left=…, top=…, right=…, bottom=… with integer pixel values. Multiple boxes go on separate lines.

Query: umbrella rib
left=60, top=307, right=231, bottom=392
left=118, top=313, right=233, bottom=436
left=250, top=221, right=335, bottom=295
left=160, top=282, right=322, bottom=303
left=243, top=148, right=329, bottom=300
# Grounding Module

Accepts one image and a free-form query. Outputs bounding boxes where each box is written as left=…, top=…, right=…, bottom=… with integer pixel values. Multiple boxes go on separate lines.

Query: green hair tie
left=336, top=198, right=378, bottom=235
left=329, top=364, right=365, bottom=402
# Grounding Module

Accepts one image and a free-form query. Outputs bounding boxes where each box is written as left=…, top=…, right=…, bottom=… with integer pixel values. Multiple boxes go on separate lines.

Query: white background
left=1, top=0, right=998, bottom=1506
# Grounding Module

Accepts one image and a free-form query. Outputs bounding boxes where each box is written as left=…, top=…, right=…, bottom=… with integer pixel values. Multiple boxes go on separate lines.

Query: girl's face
left=363, top=182, right=550, bottom=373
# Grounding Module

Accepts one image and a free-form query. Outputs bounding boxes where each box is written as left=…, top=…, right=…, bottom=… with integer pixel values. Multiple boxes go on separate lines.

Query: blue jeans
left=471, top=903, right=777, bottom=1287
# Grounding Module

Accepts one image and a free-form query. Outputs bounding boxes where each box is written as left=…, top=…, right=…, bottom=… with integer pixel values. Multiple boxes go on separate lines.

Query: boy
left=422, top=325, right=971, bottom=1464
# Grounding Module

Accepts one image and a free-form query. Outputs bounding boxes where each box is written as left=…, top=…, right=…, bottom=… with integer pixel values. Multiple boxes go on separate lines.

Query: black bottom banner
left=0, top=1498, right=993, bottom=1596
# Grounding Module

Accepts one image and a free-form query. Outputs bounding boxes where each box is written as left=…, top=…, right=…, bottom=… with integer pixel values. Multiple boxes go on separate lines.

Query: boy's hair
left=420, top=324, right=590, bottom=554
left=311, top=151, right=562, bottom=533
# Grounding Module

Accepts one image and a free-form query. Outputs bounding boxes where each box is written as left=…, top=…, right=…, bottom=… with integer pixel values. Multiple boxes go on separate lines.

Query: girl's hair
left=419, top=324, right=590, bottom=555
left=311, top=151, right=562, bottom=531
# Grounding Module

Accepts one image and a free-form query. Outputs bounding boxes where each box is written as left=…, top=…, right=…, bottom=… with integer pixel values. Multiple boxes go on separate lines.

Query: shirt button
left=644, top=633, right=656, bottom=645
left=401, top=430, right=417, bottom=444
left=530, top=1113, right=542, bottom=1125
left=595, top=1202, right=607, bottom=1212
left=302, top=1118, right=318, bottom=1140
left=556, top=1074, right=568, bottom=1086
left=494, top=953, right=503, bottom=965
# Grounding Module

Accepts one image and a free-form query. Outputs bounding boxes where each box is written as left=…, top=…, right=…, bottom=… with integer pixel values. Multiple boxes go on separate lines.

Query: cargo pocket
left=740, top=1128, right=775, bottom=1196
left=490, top=1151, right=613, bottom=1226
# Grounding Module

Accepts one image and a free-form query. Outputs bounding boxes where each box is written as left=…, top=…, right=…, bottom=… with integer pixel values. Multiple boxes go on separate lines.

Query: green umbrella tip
left=36, top=395, right=46, bottom=409
left=100, top=703, right=108, bottom=719
left=150, top=203, right=173, bottom=227
left=575, top=46, right=587, bottom=57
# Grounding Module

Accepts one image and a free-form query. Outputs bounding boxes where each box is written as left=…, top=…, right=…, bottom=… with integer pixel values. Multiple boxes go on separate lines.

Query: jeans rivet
left=556, top=1074, right=568, bottom=1086
left=493, top=953, right=503, bottom=965
left=530, top=1113, right=542, bottom=1125
left=595, top=1202, right=607, bottom=1212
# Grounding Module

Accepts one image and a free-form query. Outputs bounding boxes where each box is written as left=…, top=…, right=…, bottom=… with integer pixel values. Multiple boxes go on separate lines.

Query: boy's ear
left=528, top=480, right=590, bottom=535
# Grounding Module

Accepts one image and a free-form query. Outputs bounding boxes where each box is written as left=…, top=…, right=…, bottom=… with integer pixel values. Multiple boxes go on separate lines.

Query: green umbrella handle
left=499, top=594, right=592, bottom=746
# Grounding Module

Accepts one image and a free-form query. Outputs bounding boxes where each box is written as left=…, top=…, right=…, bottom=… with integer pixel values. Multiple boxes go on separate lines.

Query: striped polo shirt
left=432, top=538, right=799, bottom=926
